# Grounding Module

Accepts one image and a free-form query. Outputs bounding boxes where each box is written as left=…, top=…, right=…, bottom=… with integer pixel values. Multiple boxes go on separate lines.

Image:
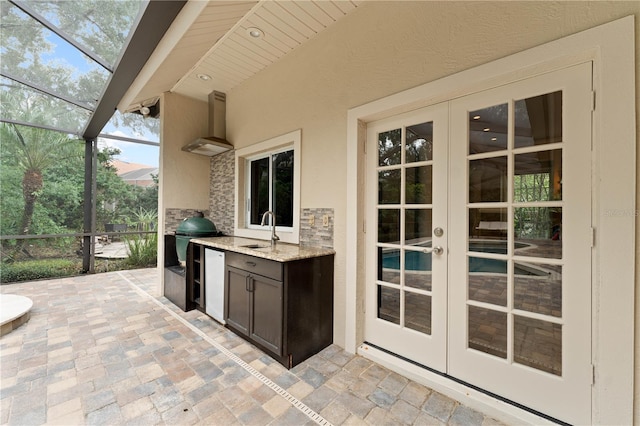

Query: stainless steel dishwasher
left=204, top=248, right=225, bottom=323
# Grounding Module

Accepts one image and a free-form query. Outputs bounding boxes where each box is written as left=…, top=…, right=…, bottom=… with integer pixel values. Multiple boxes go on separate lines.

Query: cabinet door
left=250, top=275, right=283, bottom=355
left=225, top=267, right=250, bottom=336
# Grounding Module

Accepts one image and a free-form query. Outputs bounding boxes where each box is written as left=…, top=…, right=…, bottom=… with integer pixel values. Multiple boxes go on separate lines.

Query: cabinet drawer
left=226, top=252, right=282, bottom=281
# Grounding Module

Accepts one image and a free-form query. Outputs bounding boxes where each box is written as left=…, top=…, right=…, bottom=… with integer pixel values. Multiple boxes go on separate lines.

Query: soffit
left=123, top=0, right=363, bottom=109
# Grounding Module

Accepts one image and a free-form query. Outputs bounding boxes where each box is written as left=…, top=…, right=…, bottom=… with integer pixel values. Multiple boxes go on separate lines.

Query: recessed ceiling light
left=197, top=74, right=211, bottom=81
left=473, top=115, right=481, bottom=120
left=247, top=27, right=264, bottom=38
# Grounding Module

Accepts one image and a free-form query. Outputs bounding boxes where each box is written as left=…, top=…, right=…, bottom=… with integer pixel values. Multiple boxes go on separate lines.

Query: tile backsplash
left=300, top=208, right=334, bottom=248
left=206, top=150, right=334, bottom=248
left=209, top=150, right=235, bottom=236
left=164, top=208, right=211, bottom=233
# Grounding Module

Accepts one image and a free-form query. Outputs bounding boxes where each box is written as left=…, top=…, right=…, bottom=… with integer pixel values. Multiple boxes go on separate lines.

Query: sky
left=98, top=132, right=159, bottom=168
left=44, top=15, right=160, bottom=167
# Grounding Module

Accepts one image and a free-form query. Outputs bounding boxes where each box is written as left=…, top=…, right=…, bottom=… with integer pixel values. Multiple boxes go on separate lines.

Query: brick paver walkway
left=1, top=268, right=505, bottom=425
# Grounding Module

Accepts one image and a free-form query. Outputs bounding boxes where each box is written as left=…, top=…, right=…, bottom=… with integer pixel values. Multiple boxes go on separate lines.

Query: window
left=235, top=130, right=300, bottom=243
left=248, top=149, right=294, bottom=228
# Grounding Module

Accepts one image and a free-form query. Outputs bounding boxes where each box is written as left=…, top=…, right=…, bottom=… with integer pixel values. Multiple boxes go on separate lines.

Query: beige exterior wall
left=158, top=92, right=210, bottom=278
left=222, top=0, right=640, bottom=420
left=159, top=92, right=210, bottom=213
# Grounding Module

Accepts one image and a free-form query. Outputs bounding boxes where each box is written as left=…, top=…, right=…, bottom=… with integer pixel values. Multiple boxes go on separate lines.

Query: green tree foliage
left=0, top=123, right=158, bottom=260
left=0, top=0, right=157, bottom=133
left=1, top=0, right=159, bottom=265
left=0, top=123, right=80, bottom=241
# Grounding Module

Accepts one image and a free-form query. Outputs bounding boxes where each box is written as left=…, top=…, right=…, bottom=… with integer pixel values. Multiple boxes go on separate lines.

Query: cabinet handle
left=246, top=275, right=255, bottom=292
left=246, top=261, right=256, bottom=267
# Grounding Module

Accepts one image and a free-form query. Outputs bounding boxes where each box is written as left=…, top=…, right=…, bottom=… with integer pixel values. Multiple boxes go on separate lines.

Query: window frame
left=234, top=129, right=301, bottom=244
left=245, top=146, right=295, bottom=230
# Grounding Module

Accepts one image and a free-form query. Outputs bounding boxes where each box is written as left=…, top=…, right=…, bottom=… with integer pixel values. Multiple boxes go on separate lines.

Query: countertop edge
left=190, top=237, right=335, bottom=262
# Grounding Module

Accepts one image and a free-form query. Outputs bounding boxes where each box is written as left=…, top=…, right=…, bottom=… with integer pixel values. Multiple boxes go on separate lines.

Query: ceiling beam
left=82, top=0, right=186, bottom=140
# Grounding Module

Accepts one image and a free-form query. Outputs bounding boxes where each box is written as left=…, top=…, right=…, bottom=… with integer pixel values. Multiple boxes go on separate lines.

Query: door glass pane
left=378, top=247, right=401, bottom=284
left=405, top=166, right=432, bottom=204
left=378, top=286, right=400, bottom=325
left=514, top=207, right=562, bottom=259
left=469, top=208, right=508, bottom=245
left=250, top=157, right=270, bottom=225
left=406, top=122, right=433, bottom=162
left=468, top=257, right=507, bottom=306
left=514, top=316, right=562, bottom=376
left=514, top=149, right=562, bottom=201
left=514, top=263, right=562, bottom=317
left=378, top=209, right=400, bottom=243
left=514, top=91, right=562, bottom=148
left=379, top=169, right=401, bottom=204
left=469, top=103, right=508, bottom=154
left=273, top=150, right=294, bottom=227
left=405, top=209, right=432, bottom=244
left=405, top=292, right=431, bottom=335
left=404, top=249, right=432, bottom=291
left=468, top=306, right=507, bottom=358
left=379, top=129, right=402, bottom=166
left=469, top=157, right=507, bottom=203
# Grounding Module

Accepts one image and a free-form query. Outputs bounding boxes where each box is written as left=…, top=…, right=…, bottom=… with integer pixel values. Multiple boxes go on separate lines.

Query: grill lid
left=176, top=212, right=217, bottom=237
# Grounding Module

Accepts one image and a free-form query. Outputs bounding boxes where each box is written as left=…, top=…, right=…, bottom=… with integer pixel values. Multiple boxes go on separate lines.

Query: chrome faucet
left=261, top=211, right=280, bottom=247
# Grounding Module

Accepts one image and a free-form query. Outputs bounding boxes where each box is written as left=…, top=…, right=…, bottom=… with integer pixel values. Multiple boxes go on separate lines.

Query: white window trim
left=245, top=146, right=295, bottom=231
left=346, top=16, right=636, bottom=425
left=234, top=129, right=301, bottom=244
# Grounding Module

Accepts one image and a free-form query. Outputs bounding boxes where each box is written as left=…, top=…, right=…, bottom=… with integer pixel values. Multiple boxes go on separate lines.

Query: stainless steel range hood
left=182, top=91, right=233, bottom=156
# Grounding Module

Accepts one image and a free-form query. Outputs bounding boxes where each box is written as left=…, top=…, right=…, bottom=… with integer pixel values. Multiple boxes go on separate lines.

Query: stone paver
left=0, top=268, right=507, bottom=425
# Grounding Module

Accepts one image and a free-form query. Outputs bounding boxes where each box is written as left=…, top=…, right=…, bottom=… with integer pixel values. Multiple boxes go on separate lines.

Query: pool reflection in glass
left=378, top=285, right=400, bottom=325
left=378, top=247, right=401, bottom=284
left=404, top=292, right=432, bottom=335
left=514, top=263, right=562, bottom=317
left=468, top=257, right=507, bottom=306
left=404, top=249, right=432, bottom=291
left=514, top=315, right=562, bottom=376
left=468, top=306, right=507, bottom=358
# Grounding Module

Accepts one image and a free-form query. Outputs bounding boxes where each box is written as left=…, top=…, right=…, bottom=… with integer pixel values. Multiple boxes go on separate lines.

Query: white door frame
left=364, top=105, right=449, bottom=372
left=346, top=16, right=636, bottom=425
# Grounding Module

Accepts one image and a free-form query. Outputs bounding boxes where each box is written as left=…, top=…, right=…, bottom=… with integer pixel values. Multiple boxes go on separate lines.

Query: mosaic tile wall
left=164, top=208, right=211, bottom=233
left=209, top=150, right=235, bottom=236
left=300, top=208, right=334, bottom=248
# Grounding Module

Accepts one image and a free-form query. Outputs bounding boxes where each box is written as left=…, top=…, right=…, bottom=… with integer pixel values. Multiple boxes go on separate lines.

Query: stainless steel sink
left=241, top=244, right=270, bottom=249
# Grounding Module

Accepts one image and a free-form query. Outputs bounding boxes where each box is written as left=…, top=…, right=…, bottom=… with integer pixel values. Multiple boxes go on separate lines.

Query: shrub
left=0, top=259, right=78, bottom=283
left=125, top=232, right=157, bottom=268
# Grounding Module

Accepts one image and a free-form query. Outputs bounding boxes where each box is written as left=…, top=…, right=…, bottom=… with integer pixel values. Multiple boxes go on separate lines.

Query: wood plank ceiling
left=124, top=0, right=363, bottom=109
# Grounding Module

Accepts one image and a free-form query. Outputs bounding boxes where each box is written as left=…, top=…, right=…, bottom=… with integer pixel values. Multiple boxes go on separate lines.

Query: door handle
left=246, top=261, right=256, bottom=267
left=423, top=246, right=444, bottom=255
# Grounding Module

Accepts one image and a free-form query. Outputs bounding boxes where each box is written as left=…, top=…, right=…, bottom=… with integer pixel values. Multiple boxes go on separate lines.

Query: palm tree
left=1, top=123, right=79, bottom=254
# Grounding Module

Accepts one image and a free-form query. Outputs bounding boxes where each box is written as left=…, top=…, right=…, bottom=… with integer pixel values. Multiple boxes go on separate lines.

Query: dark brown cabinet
left=225, top=251, right=334, bottom=369
left=186, top=243, right=205, bottom=312
left=227, top=264, right=283, bottom=355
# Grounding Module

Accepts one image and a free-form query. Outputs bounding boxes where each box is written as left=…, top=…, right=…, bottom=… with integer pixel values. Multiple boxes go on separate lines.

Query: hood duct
left=182, top=91, right=233, bottom=156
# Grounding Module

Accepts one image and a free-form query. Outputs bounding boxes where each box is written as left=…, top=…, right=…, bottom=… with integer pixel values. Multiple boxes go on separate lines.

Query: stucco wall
left=158, top=93, right=210, bottom=279
left=159, top=92, right=210, bottom=213
left=222, top=0, right=639, bottom=420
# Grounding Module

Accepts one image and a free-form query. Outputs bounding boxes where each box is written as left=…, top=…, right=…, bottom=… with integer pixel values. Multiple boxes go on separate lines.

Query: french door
left=366, top=104, right=449, bottom=371
left=365, top=62, right=593, bottom=424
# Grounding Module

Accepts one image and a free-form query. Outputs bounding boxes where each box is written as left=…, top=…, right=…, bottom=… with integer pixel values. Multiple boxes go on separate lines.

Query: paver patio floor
left=1, top=268, right=505, bottom=425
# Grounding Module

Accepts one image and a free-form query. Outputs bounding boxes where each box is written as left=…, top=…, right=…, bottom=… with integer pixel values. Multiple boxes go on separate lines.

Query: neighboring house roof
left=111, top=160, right=158, bottom=187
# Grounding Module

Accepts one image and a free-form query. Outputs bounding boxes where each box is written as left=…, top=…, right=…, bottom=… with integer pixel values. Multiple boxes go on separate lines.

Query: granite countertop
left=190, top=236, right=335, bottom=262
